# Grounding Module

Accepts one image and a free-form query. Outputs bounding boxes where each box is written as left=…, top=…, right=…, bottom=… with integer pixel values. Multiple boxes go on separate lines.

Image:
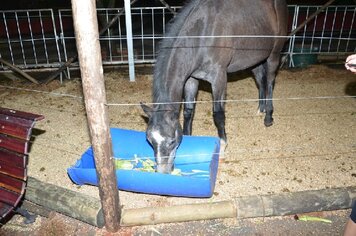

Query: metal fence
left=288, top=5, right=356, bottom=67
left=0, top=5, right=355, bottom=80
left=0, top=9, right=62, bottom=68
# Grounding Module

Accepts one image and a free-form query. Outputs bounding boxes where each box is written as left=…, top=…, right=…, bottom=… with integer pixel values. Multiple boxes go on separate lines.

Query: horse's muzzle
left=156, top=162, right=174, bottom=174
left=156, top=156, right=174, bottom=173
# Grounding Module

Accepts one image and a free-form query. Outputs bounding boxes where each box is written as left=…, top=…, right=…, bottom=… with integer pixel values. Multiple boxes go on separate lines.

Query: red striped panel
left=0, top=148, right=27, bottom=168
left=0, top=187, right=21, bottom=206
left=0, top=114, right=32, bottom=128
left=0, top=119, right=31, bottom=140
left=0, top=173, right=25, bottom=194
left=0, top=134, right=28, bottom=154
left=0, top=107, right=44, bottom=122
left=0, top=162, right=26, bottom=180
left=0, top=202, right=13, bottom=219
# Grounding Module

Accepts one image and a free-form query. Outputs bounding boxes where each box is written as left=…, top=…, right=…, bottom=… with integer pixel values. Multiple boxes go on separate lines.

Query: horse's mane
left=152, top=0, right=200, bottom=104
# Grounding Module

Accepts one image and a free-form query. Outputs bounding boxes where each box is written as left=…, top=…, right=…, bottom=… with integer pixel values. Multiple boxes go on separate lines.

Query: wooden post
left=70, top=0, right=121, bottom=232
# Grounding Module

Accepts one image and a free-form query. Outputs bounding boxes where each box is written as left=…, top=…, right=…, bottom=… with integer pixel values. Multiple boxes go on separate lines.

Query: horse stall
left=0, top=0, right=356, bottom=234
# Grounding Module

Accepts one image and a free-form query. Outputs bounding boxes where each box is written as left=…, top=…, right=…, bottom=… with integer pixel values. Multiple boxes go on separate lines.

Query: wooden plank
left=0, top=119, right=31, bottom=140
left=0, top=134, right=28, bottom=154
left=0, top=113, right=32, bottom=127
left=0, top=172, right=25, bottom=194
left=0, top=202, right=13, bottom=219
left=0, top=148, right=27, bottom=168
left=0, top=107, right=44, bottom=122
left=0, top=108, right=42, bottom=220
left=0, top=161, right=26, bottom=180
left=0, top=187, right=21, bottom=206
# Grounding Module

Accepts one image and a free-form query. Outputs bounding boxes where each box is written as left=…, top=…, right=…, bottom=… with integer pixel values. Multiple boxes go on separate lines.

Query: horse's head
left=141, top=103, right=182, bottom=174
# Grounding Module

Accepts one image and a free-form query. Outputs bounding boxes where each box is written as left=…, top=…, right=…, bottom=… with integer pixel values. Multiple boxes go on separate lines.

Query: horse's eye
left=167, top=139, right=175, bottom=146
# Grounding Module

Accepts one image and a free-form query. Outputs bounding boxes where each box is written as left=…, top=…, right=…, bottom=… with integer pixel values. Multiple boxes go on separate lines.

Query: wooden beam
left=0, top=58, right=40, bottom=84
left=25, top=177, right=104, bottom=227
left=24, top=177, right=356, bottom=227
left=43, top=56, right=77, bottom=84
left=71, top=0, right=121, bottom=232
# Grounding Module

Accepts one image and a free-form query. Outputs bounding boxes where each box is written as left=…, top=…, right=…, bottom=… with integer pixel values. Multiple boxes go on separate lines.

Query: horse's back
left=155, top=0, right=288, bottom=81
left=181, top=0, right=287, bottom=35
left=174, top=0, right=288, bottom=72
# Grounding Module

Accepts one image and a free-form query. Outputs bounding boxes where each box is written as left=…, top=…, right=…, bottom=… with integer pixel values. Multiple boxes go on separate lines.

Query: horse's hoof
left=264, top=119, right=274, bottom=127
left=219, top=139, right=227, bottom=162
left=256, top=108, right=264, bottom=116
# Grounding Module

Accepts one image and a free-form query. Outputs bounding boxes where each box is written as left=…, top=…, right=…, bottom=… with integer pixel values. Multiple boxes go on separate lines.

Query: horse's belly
left=226, top=53, right=269, bottom=72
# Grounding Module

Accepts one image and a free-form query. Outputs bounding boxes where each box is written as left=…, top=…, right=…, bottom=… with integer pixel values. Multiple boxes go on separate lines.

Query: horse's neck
left=153, top=87, right=181, bottom=112
left=153, top=68, right=186, bottom=105
left=153, top=41, right=193, bottom=107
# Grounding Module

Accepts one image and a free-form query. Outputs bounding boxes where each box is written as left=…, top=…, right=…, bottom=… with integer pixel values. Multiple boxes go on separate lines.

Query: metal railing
left=0, top=9, right=62, bottom=68
left=288, top=5, right=356, bottom=67
left=0, top=5, right=355, bottom=80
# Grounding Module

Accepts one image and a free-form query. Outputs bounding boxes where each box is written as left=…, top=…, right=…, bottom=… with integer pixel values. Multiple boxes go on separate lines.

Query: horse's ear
left=140, top=102, right=153, bottom=118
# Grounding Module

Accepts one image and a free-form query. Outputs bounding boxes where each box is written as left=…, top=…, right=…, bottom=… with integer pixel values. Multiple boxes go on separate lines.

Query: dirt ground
left=0, top=64, right=355, bottom=234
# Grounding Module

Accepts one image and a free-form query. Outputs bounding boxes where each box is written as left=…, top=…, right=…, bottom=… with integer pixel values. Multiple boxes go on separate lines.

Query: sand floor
left=0, top=64, right=355, bottom=210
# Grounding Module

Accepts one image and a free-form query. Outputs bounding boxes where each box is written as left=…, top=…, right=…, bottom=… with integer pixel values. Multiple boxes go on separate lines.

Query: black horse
left=141, top=0, right=288, bottom=173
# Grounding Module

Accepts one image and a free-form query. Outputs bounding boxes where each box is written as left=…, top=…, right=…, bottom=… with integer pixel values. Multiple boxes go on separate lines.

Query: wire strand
left=107, top=95, right=356, bottom=106
left=0, top=85, right=83, bottom=99
left=128, top=35, right=356, bottom=41
left=1, top=85, right=354, bottom=106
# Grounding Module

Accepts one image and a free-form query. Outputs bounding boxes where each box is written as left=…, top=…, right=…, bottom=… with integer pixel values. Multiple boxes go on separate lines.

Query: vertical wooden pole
left=71, top=0, right=121, bottom=232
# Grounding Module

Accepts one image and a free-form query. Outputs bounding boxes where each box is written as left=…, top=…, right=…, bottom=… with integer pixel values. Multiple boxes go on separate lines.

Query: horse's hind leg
left=252, top=63, right=267, bottom=113
left=210, top=70, right=227, bottom=147
left=183, top=77, right=199, bottom=135
left=264, top=53, right=280, bottom=127
left=209, top=70, right=228, bottom=160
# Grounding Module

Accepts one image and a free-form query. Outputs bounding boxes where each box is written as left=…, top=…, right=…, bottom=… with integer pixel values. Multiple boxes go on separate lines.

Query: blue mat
left=67, top=128, right=220, bottom=197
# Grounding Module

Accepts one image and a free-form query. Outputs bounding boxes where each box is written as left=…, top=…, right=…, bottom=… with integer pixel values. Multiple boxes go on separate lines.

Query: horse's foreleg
left=264, top=54, right=280, bottom=127
left=252, top=63, right=267, bottom=113
left=183, top=77, right=199, bottom=135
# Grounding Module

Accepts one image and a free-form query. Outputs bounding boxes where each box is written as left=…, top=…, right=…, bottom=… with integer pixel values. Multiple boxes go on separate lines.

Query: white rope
left=29, top=135, right=355, bottom=162
left=0, top=85, right=83, bottom=99
left=106, top=95, right=356, bottom=106
left=1, top=85, right=354, bottom=106
left=133, top=35, right=356, bottom=41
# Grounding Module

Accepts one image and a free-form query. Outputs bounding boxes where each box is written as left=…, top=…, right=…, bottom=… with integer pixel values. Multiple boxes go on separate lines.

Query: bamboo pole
left=121, top=201, right=236, bottom=226
left=23, top=177, right=356, bottom=227
left=70, top=0, right=121, bottom=232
